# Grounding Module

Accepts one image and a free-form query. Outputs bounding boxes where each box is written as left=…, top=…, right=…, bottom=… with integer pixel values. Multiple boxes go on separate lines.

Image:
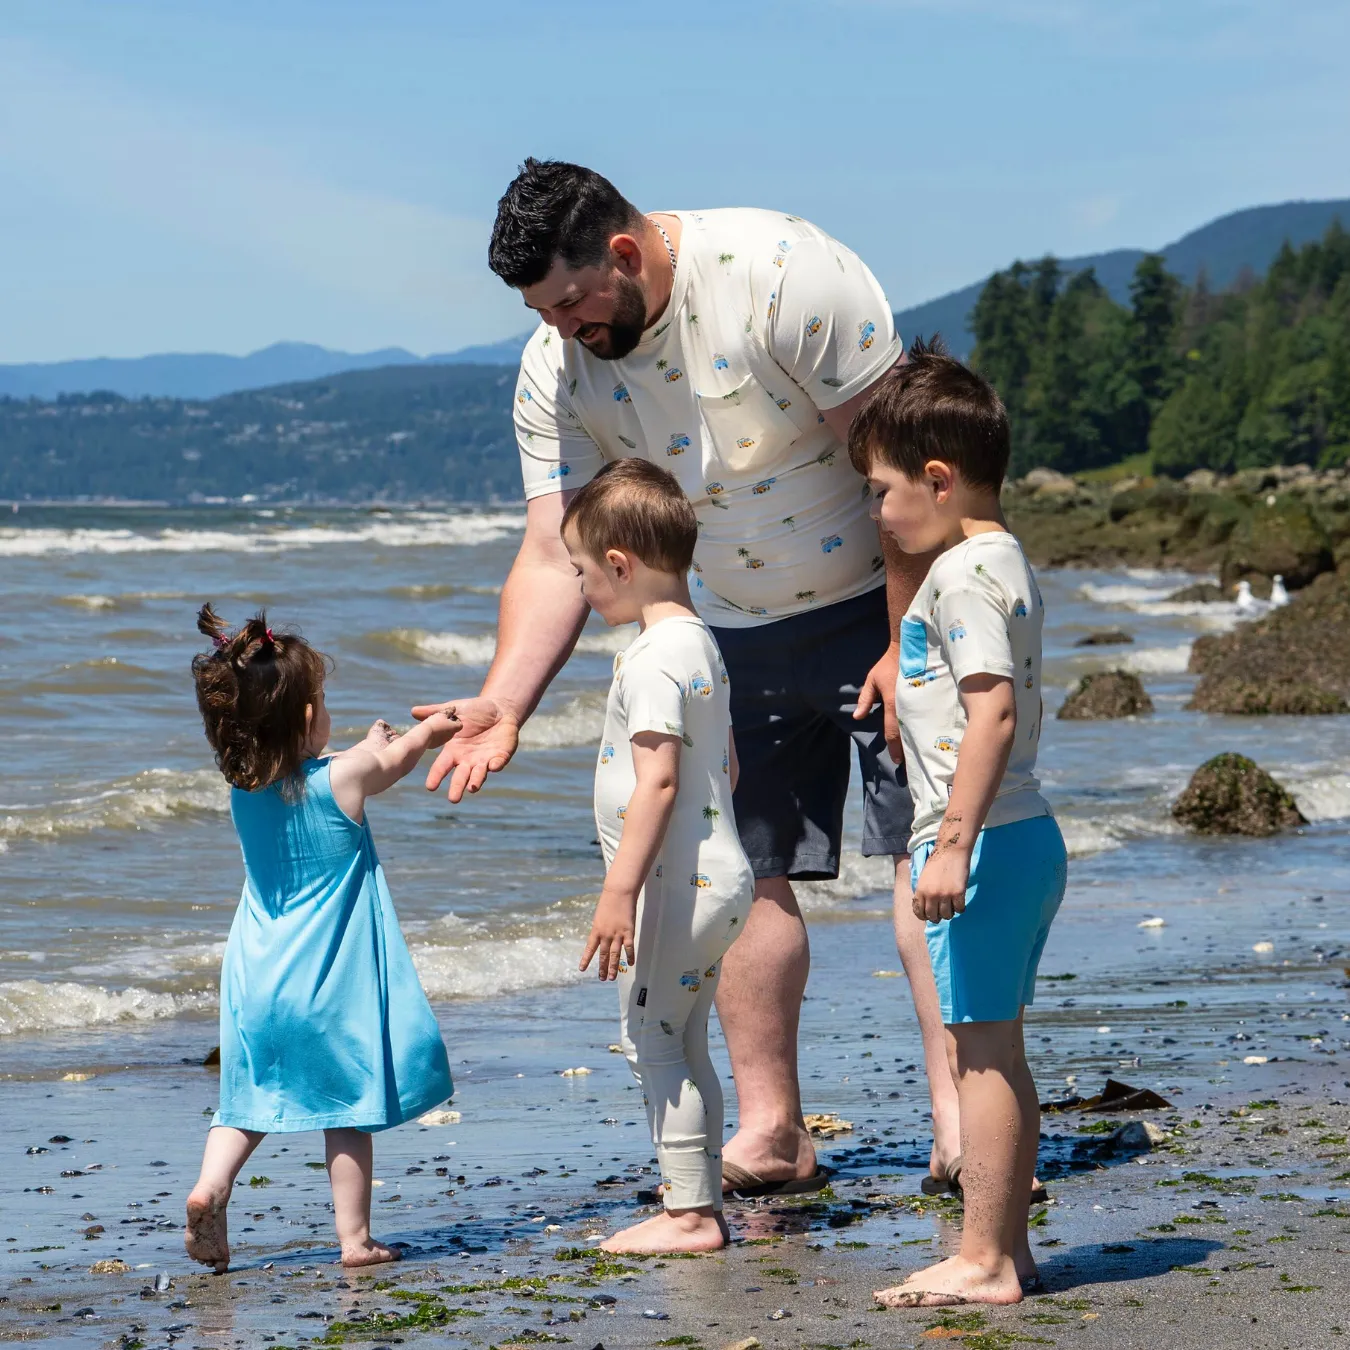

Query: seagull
left=1269, top=574, right=1290, bottom=607
left=1234, top=580, right=1263, bottom=615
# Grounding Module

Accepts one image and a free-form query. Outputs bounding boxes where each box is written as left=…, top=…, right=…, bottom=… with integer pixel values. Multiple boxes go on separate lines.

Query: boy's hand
left=580, top=888, right=637, bottom=981
left=913, top=846, right=972, bottom=924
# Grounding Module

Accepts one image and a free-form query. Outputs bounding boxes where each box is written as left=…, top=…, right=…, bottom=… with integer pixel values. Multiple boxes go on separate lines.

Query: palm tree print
left=702, top=805, right=720, bottom=821
left=718, top=252, right=735, bottom=265
left=656, top=358, right=668, bottom=372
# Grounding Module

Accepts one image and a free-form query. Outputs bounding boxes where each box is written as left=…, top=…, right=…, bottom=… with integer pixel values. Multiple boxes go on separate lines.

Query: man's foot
left=185, top=1186, right=230, bottom=1273
left=340, top=1238, right=401, bottom=1268
left=721, top=1125, right=817, bottom=1195
left=599, top=1209, right=729, bottom=1254
left=874, top=1254, right=1024, bottom=1309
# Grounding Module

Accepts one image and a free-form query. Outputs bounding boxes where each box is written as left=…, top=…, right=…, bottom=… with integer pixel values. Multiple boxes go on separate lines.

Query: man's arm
left=414, top=492, right=590, bottom=802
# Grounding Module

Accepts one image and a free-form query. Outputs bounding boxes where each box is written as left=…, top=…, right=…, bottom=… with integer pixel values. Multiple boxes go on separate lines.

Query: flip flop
left=874, top=1288, right=971, bottom=1308
left=722, top=1160, right=831, bottom=1199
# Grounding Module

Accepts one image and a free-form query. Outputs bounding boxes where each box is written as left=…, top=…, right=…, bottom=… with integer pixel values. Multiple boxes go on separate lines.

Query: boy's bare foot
left=599, top=1208, right=729, bottom=1254
left=184, top=1186, right=231, bottom=1273
left=341, top=1238, right=402, bottom=1268
left=874, top=1253, right=1024, bottom=1308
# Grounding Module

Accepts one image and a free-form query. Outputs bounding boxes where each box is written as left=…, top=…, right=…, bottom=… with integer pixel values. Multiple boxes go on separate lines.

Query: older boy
left=850, top=341, right=1068, bottom=1308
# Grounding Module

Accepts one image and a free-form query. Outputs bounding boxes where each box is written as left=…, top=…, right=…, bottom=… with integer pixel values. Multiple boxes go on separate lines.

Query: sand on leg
left=326, top=1128, right=400, bottom=1267
left=875, top=1017, right=1030, bottom=1308
left=714, top=875, right=817, bottom=1189
left=185, top=1125, right=265, bottom=1272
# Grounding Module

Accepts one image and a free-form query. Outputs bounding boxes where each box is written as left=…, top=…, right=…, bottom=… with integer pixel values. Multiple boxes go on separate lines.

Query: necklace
left=653, top=219, right=678, bottom=275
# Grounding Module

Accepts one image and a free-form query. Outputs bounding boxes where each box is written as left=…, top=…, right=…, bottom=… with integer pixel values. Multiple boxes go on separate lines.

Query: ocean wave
left=411, top=934, right=587, bottom=1000
left=0, top=511, right=525, bottom=558
left=384, top=582, right=504, bottom=600
left=57, top=593, right=125, bottom=611
left=1056, top=810, right=1183, bottom=859
left=797, top=852, right=896, bottom=909
left=519, top=692, right=608, bottom=749
left=1281, top=765, right=1350, bottom=822
left=375, top=625, right=634, bottom=668
left=0, top=979, right=215, bottom=1037
left=0, top=768, right=227, bottom=844
left=1120, top=644, right=1193, bottom=675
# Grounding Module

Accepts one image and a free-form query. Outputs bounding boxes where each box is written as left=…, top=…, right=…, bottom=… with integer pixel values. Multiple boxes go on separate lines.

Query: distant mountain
left=5, top=198, right=1346, bottom=398
left=893, top=198, right=1350, bottom=356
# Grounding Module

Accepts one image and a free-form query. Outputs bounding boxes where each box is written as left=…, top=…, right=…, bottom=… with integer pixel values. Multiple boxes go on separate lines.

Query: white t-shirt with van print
left=893, top=532, right=1053, bottom=851
left=514, top=208, right=901, bottom=626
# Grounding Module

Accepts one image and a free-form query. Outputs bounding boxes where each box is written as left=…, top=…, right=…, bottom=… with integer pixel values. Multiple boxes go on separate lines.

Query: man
left=416, top=159, right=961, bottom=1195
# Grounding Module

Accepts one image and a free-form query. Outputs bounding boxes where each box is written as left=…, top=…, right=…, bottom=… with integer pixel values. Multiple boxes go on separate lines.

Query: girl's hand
left=363, top=718, right=398, bottom=749
left=580, top=888, right=637, bottom=981
left=913, top=847, right=971, bottom=924
left=418, top=708, right=463, bottom=750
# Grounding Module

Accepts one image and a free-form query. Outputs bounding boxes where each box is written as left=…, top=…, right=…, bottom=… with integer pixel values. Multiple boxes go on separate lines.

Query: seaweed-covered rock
left=1188, top=568, right=1350, bottom=714
left=1219, top=497, right=1333, bottom=591
left=1167, top=581, right=1225, bottom=604
left=1074, top=629, right=1133, bottom=647
left=1057, top=670, right=1153, bottom=720
left=1172, top=753, right=1306, bottom=836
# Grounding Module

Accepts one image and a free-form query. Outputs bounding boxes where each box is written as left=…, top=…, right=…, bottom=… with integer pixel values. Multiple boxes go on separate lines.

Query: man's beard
left=574, top=276, right=648, bottom=361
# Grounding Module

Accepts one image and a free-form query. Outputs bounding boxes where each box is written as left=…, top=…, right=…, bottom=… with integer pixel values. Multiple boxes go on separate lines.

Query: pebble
left=769, top=1308, right=792, bottom=1321
left=1138, top=917, right=1166, bottom=929
left=416, top=1109, right=461, bottom=1125
left=90, top=1259, right=131, bottom=1275
left=561, top=1067, right=593, bottom=1077
left=1253, top=941, right=1275, bottom=953
left=1244, top=1055, right=1270, bottom=1065
left=642, top=1309, right=669, bottom=1320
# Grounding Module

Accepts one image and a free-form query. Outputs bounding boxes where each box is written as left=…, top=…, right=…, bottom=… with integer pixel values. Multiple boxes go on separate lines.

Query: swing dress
left=214, top=756, right=452, bottom=1133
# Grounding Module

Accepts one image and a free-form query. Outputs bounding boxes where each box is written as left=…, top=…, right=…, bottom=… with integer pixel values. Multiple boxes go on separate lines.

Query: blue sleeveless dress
left=214, top=757, right=452, bottom=1133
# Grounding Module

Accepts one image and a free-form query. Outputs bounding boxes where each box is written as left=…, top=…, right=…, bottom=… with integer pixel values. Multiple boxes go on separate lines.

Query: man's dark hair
left=488, top=159, right=646, bottom=288
left=847, top=337, right=1010, bottom=491
left=561, top=459, right=698, bottom=575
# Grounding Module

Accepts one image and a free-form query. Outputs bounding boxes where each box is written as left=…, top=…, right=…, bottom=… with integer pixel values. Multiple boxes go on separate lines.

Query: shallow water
left=1, top=505, right=1347, bottom=1066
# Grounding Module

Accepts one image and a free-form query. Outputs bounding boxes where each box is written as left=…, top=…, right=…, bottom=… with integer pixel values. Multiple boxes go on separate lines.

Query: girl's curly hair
left=191, top=603, right=330, bottom=793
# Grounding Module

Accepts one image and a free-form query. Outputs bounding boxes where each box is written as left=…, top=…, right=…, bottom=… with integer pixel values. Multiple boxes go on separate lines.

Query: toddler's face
left=867, top=460, right=950, bottom=554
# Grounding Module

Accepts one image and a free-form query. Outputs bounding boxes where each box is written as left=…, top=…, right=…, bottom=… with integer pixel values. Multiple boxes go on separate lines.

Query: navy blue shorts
left=712, top=586, right=914, bottom=882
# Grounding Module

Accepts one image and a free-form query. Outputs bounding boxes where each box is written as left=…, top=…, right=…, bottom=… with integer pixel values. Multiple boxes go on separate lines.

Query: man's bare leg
left=891, top=857, right=962, bottom=1178
left=715, top=874, right=817, bottom=1187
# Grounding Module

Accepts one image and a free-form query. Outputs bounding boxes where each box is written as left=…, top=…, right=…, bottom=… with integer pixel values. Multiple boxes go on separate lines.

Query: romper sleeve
left=618, top=650, right=689, bottom=743
left=515, top=325, right=608, bottom=500
left=762, top=232, right=902, bottom=410
left=933, top=583, right=1016, bottom=684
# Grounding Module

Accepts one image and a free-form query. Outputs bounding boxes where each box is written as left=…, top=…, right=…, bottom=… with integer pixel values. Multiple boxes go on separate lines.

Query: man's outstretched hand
left=411, top=695, right=520, bottom=803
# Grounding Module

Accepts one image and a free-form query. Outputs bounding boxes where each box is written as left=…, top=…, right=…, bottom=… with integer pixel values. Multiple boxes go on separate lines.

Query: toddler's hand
left=419, top=708, right=463, bottom=749
left=913, top=847, right=971, bottom=924
left=364, top=719, right=398, bottom=749
left=580, top=888, right=637, bottom=981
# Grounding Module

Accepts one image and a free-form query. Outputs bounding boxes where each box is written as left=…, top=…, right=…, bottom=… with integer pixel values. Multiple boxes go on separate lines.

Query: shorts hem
left=746, top=852, right=841, bottom=882
left=861, top=833, right=913, bottom=859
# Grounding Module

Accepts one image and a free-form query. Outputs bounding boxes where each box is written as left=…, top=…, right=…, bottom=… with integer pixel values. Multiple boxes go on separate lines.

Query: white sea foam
left=1056, top=811, right=1183, bottom=859
left=0, top=511, right=525, bottom=558
left=0, top=979, right=215, bottom=1037
left=411, top=934, right=588, bottom=1000
left=1281, top=765, right=1350, bottom=822
left=797, top=852, right=896, bottom=910
left=0, top=769, right=227, bottom=843
left=383, top=625, right=634, bottom=668
left=69, top=940, right=228, bottom=983
left=1119, top=644, right=1194, bottom=676
left=57, top=593, right=121, bottom=611
left=519, top=693, right=608, bottom=750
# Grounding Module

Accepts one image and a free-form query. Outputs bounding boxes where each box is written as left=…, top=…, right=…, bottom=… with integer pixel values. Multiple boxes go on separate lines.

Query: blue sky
left=2, top=0, right=1348, bottom=363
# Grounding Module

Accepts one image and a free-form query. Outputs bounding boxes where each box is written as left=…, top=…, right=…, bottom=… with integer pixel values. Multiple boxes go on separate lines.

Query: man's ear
left=610, top=232, right=643, bottom=276
left=605, top=547, right=634, bottom=582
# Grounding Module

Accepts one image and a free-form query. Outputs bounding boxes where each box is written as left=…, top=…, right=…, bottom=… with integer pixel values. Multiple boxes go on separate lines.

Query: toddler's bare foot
left=341, top=1238, right=401, bottom=1268
left=874, top=1253, right=1023, bottom=1308
left=599, top=1208, right=728, bottom=1254
left=184, top=1186, right=231, bottom=1273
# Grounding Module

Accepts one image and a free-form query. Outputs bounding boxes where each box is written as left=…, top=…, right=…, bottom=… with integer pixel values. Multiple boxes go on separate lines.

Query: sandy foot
left=340, top=1239, right=402, bottom=1268
left=184, top=1189, right=230, bottom=1273
left=599, top=1210, right=729, bottom=1254
left=874, top=1253, right=1024, bottom=1309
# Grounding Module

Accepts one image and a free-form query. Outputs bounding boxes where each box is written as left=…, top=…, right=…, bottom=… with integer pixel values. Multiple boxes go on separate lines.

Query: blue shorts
left=912, top=814, right=1068, bottom=1025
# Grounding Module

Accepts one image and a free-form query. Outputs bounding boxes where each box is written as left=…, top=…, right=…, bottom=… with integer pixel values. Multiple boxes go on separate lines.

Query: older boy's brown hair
left=848, top=336, right=1010, bottom=491
left=561, top=458, right=698, bottom=573
left=192, top=604, right=330, bottom=794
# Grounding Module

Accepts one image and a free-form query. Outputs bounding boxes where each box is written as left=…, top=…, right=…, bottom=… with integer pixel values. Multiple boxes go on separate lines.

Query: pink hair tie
left=211, top=634, right=229, bottom=650
left=262, top=627, right=275, bottom=647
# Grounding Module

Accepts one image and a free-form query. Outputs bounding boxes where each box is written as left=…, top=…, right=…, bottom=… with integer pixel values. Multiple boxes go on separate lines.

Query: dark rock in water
left=1172, top=753, right=1306, bottom=836
left=1167, top=581, right=1225, bottom=603
left=1219, top=497, right=1332, bottom=591
left=1074, top=629, right=1134, bottom=646
left=202, top=1046, right=220, bottom=1067
left=1058, top=671, right=1153, bottom=720
left=1189, top=569, right=1350, bottom=714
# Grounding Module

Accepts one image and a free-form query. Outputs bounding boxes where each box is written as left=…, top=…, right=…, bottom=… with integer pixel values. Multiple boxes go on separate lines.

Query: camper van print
left=858, top=320, right=876, bottom=351
left=680, top=970, right=703, bottom=992
left=1014, top=599, right=1029, bottom=617
left=933, top=735, right=958, bottom=754
left=690, top=873, right=712, bottom=889
left=736, top=436, right=756, bottom=451
left=722, top=748, right=729, bottom=774
left=547, top=463, right=570, bottom=480
left=664, top=367, right=684, bottom=383
left=706, top=482, right=724, bottom=497
left=599, top=742, right=615, bottom=764
left=804, top=315, right=823, bottom=338
left=612, top=382, right=631, bottom=403
left=667, top=433, right=691, bottom=456
left=616, top=805, right=628, bottom=820
left=516, top=387, right=533, bottom=403
left=820, top=534, right=843, bottom=554
left=690, top=674, right=713, bottom=697
left=774, top=395, right=792, bottom=410
left=751, top=478, right=776, bottom=494
left=712, top=353, right=730, bottom=371
left=948, top=621, right=968, bottom=641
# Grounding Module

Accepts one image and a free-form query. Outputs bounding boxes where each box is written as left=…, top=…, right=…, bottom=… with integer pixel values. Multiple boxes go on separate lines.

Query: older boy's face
left=867, top=460, right=949, bottom=554
left=563, top=525, right=634, bottom=626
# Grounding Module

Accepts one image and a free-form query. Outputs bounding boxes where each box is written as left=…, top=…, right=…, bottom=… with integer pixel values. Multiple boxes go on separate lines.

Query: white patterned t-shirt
left=514, top=208, right=902, bottom=626
left=893, top=532, right=1053, bottom=851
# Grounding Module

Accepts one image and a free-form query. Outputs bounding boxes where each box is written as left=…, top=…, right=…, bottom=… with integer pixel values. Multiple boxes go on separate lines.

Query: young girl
left=184, top=605, right=459, bottom=1272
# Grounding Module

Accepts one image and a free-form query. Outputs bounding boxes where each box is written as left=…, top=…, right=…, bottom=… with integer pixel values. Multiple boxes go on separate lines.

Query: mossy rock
left=1057, top=670, right=1153, bottom=720
left=1187, top=678, right=1347, bottom=716
left=1172, top=753, right=1307, bottom=836
left=1219, top=497, right=1333, bottom=590
left=1074, top=629, right=1133, bottom=647
left=1167, top=581, right=1225, bottom=604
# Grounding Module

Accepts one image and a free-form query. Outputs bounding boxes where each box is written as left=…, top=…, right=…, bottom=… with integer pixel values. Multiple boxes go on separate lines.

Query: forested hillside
left=971, top=223, right=1350, bottom=477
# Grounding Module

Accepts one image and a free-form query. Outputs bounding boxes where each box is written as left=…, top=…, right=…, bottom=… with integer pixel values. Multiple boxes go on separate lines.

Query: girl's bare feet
left=184, top=1185, right=231, bottom=1273
left=341, top=1238, right=402, bottom=1268
left=874, top=1253, right=1024, bottom=1309
left=599, top=1207, right=728, bottom=1254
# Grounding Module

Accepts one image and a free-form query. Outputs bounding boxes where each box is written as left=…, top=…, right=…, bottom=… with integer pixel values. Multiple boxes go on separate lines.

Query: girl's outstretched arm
left=329, top=710, right=460, bottom=822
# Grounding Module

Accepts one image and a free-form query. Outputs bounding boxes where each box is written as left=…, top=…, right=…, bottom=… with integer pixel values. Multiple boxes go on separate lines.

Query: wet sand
left=4, top=886, right=1347, bottom=1348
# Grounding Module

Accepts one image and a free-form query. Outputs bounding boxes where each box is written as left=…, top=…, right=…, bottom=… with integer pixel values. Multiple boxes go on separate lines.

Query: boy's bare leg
left=600, top=1205, right=729, bottom=1254
left=185, top=1126, right=265, bottom=1272
left=715, top=875, right=818, bottom=1188
left=874, top=1018, right=1029, bottom=1308
left=891, top=859, right=962, bottom=1177
left=326, top=1129, right=400, bottom=1268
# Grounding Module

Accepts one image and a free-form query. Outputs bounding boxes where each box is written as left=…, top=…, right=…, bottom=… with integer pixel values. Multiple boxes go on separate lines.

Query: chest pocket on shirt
left=900, top=618, right=929, bottom=679
left=696, top=373, right=801, bottom=475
